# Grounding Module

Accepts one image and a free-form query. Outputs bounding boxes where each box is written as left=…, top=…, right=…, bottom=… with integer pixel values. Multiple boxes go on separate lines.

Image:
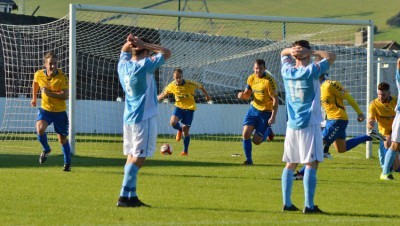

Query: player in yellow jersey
left=320, top=75, right=384, bottom=159
left=294, top=74, right=385, bottom=180
left=237, top=59, right=278, bottom=165
left=158, top=68, right=211, bottom=156
left=368, top=82, right=400, bottom=174
left=30, top=52, right=71, bottom=171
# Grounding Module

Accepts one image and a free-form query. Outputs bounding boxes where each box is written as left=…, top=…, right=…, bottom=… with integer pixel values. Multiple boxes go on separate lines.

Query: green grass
left=19, top=0, right=400, bottom=43
left=1, top=137, right=400, bottom=225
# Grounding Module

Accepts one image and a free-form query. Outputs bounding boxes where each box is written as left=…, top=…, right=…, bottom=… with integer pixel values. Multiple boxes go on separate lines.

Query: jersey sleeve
left=163, top=83, right=173, bottom=95
left=246, top=75, right=253, bottom=90
left=267, top=76, right=278, bottom=97
left=280, top=56, right=293, bottom=78
left=368, top=101, right=377, bottom=119
left=328, top=81, right=347, bottom=98
left=145, top=53, right=166, bottom=74
left=60, top=70, right=69, bottom=90
left=119, top=51, right=132, bottom=62
left=313, top=58, right=330, bottom=78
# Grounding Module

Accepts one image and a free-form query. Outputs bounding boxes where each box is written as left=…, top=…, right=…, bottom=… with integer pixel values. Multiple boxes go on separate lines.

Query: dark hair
left=255, top=59, right=266, bottom=67
left=378, top=82, right=390, bottom=91
left=133, top=37, right=151, bottom=56
left=43, top=52, right=57, bottom=64
left=173, top=68, right=183, bottom=74
left=292, top=40, right=311, bottom=49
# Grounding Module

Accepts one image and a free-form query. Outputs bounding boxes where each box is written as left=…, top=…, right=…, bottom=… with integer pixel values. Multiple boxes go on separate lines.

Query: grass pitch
left=1, top=138, right=400, bottom=225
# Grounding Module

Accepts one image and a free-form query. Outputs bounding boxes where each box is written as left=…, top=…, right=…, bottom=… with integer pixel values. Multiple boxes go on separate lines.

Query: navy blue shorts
left=37, top=108, right=69, bottom=136
left=173, top=107, right=194, bottom=127
left=242, top=105, right=272, bottom=137
left=322, top=119, right=348, bottom=145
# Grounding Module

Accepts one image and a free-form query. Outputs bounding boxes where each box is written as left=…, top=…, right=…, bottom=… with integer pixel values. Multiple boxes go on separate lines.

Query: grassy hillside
left=19, top=0, right=400, bottom=43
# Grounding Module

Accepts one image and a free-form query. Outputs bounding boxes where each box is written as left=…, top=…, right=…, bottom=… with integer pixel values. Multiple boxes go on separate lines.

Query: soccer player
left=368, top=82, right=400, bottom=172
left=116, top=34, right=171, bottom=207
left=380, top=58, right=400, bottom=180
left=293, top=74, right=385, bottom=180
left=31, top=52, right=71, bottom=172
left=237, top=59, right=278, bottom=165
left=157, top=68, right=211, bottom=156
left=280, top=40, right=336, bottom=214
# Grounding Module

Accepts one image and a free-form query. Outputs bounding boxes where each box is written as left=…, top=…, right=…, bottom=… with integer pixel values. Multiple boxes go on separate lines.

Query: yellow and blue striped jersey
left=163, top=80, right=203, bottom=110
left=34, top=69, right=68, bottom=112
left=369, top=96, right=397, bottom=135
left=247, top=73, right=277, bottom=112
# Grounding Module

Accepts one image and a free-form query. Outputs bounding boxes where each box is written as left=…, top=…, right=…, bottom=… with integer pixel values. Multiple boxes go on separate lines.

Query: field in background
left=1, top=137, right=400, bottom=225
left=19, top=0, right=400, bottom=43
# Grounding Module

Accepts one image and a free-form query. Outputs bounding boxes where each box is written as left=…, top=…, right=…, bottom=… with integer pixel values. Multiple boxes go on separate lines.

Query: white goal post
left=0, top=4, right=375, bottom=158
left=68, top=4, right=374, bottom=157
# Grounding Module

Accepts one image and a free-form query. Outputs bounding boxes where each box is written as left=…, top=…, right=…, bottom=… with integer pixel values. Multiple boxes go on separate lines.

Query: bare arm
left=398, top=58, right=400, bottom=70
left=122, top=34, right=171, bottom=60
left=31, top=81, right=40, bottom=107
left=268, top=95, right=279, bottom=125
left=237, top=88, right=252, bottom=101
left=310, top=50, right=336, bottom=65
left=42, top=88, right=69, bottom=100
left=157, top=91, right=168, bottom=101
left=200, top=87, right=211, bottom=102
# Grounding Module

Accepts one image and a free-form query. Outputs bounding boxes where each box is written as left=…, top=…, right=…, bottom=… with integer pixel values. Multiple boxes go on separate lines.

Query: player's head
left=173, top=68, right=183, bottom=85
left=377, top=82, right=390, bottom=102
left=43, top=52, right=58, bottom=76
left=132, top=37, right=151, bottom=57
left=291, top=40, right=311, bottom=62
left=253, top=59, right=266, bottom=77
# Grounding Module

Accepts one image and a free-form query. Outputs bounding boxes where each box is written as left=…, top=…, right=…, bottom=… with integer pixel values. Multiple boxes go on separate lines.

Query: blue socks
left=243, top=139, right=252, bottom=163
left=262, top=127, right=272, bottom=142
left=172, top=123, right=182, bottom=131
left=120, top=163, right=139, bottom=198
left=346, top=135, right=372, bottom=151
left=183, top=135, right=190, bottom=153
left=37, top=133, right=51, bottom=152
left=282, top=168, right=294, bottom=207
left=62, top=142, right=71, bottom=164
left=383, top=149, right=397, bottom=175
left=303, top=168, right=317, bottom=209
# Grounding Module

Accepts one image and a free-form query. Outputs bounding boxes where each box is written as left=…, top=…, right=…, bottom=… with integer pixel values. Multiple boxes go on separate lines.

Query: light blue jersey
left=396, top=69, right=400, bottom=112
left=118, top=52, right=165, bottom=124
left=281, top=56, right=330, bottom=129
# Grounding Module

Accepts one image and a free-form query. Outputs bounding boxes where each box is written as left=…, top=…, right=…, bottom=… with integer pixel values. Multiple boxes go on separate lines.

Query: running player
left=380, top=58, right=400, bottom=180
left=368, top=82, right=400, bottom=172
left=157, top=68, right=211, bottom=156
left=237, top=59, right=278, bottom=165
left=31, top=52, right=71, bottom=172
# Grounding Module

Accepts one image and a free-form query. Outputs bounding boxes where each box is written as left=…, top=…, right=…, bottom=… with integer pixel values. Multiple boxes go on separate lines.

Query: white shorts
left=283, top=124, right=324, bottom=164
left=391, top=113, right=400, bottom=143
left=123, top=116, right=157, bottom=157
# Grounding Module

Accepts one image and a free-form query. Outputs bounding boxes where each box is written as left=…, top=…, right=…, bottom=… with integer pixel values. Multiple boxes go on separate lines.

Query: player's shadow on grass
left=0, top=153, right=242, bottom=168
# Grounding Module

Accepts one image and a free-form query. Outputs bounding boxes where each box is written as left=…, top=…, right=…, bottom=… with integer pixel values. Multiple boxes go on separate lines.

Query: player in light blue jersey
left=280, top=40, right=336, bottom=214
left=381, top=58, right=400, bottom=180
left=116, top=34, right=171, bottom=207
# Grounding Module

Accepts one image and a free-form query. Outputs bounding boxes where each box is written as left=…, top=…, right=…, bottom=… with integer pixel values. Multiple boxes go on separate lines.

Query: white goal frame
left=69, top=4, right=375, bottom=157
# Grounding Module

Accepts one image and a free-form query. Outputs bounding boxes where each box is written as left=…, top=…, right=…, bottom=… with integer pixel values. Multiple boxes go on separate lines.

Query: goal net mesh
left=0, top=8, right=370, bottom=153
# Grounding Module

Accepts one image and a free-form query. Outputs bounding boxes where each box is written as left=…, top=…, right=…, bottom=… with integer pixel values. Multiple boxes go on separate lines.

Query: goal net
left=0, top=4, right=374, bottom=156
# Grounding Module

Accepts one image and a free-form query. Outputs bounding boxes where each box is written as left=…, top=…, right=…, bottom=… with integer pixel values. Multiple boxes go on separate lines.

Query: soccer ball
left=160, top=143, right=173, bottom=155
